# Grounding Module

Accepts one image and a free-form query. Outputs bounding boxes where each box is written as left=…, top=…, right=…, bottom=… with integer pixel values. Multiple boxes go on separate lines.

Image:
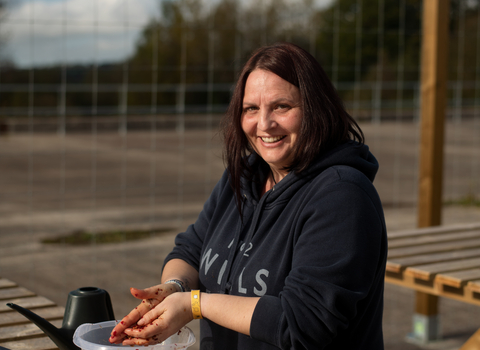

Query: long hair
left=220, top=42, right=364, bottom=214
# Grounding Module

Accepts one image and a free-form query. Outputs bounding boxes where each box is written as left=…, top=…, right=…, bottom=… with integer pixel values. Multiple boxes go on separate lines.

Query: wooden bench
left=386, top=222, right=480, bottom=349
left=0, top=278, right=64, bottom=350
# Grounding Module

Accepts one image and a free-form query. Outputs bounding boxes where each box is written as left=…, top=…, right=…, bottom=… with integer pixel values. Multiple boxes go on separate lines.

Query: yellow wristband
left=191, top=290, right=203, bottom=319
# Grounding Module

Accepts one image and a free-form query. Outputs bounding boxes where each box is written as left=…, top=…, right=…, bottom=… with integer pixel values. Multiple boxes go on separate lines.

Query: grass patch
left=444, top=194, right=480, bottom=207
left=42, top=228, right=175, bottom=245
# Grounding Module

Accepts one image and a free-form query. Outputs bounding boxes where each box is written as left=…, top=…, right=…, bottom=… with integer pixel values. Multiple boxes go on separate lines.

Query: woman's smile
left=260, top=135, right=286, bottom=143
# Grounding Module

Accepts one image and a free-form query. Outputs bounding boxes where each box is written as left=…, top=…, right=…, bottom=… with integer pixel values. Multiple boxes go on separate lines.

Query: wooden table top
left=0, top=278, right=64, bottom=350
left=386, top=222, right=480, bottom=306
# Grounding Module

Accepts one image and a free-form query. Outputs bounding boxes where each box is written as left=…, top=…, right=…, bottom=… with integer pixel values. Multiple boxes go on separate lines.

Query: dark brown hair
left=220, top=42, right=364, bottom=213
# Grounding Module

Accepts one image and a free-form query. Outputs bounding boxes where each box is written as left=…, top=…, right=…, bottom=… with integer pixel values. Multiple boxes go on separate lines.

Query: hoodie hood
left=242, top=141, right=379, bottom=204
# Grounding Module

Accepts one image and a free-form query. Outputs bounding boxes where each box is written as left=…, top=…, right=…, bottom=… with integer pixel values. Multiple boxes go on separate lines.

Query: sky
left=1, top=0, right=333, bottom=68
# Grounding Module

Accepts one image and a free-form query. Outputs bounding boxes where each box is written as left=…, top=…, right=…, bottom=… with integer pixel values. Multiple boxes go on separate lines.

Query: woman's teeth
left=261, top=136, right=285, bottom=143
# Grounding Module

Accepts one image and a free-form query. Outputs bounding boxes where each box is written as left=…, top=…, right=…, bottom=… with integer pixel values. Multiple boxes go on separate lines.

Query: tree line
left=0, top=0, right=478, bottom=118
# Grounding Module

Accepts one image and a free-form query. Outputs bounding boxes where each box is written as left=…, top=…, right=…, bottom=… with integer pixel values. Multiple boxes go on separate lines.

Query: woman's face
left=241, top=69, right=303, bottom=174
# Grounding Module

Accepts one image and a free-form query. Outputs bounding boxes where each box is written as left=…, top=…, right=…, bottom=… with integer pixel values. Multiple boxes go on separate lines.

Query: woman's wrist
left=162, top=259, right=198, bottom=291
left=164, top=279, right=186, bottom=292
left=191, top=290, right=203, bottom=319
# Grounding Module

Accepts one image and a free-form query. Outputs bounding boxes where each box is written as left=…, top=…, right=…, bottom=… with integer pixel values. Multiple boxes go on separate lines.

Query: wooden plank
left=465, top=280, right=480, bottom=305
left=387, top=222, right=480, bottom=239
left=0, top=288, right=36, bottom=301
left=385, top=272, right=480, bottom=307
left=0, top=335, right=58, bottom=350
left=0, top=279, right=17, bottom=289
left=459, top=328, right=480, bottom=350
left=0, top=297, right=56, bottom=313
left=385, top=221, right=480, bottom=307
left=0, top=280, right=64, bottom=350
left=386, top=270, right=436, bottom=295
left=0, top=307, right=64, bottom=327
left=388, top=229, right=480, bottom=249
left=467, top=280, right=480, bottom=293
left=386, top=247, right=480, bottom=273
left=436, top=268, right=480, bottom=288
left=387, top=237, right=480, bottom=259
left=386, top=261, right=405, bottom=274
left=0, top=320, right=63, bottom=343
left=405, top=257, right=480, bottom=281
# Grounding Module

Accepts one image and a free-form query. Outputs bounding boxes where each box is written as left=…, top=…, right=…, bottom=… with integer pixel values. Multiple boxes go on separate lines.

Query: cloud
left=1, top=0, right=333, bottom=67
left=2, top=0, right=160, bottom=67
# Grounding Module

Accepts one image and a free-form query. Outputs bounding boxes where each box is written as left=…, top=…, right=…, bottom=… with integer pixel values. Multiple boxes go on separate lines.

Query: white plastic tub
left=73, top=320, right=196, bottom=350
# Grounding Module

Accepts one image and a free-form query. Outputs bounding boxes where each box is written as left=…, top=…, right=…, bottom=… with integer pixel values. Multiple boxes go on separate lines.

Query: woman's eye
left=244, top=107, right=257, bottom=113
left=276, top=104, right=290, bottom=110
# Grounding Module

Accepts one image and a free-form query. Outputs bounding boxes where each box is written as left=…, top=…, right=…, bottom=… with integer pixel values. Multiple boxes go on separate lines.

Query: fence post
left=411, top=0, right=450, bottom=344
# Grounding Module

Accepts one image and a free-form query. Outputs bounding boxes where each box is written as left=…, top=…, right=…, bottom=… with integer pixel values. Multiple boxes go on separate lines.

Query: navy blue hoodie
left=165, top=141, right=387, bottom=350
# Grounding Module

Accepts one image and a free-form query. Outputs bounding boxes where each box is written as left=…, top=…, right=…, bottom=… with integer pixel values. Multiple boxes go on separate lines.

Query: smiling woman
left=223, top=42, right=365, bottom=215
left=241, top=69, right=303, bottom=188
left=109, top=42, right=387, bottom=350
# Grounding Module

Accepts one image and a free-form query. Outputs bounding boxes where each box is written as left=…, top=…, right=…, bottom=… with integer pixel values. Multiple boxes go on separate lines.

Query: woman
left=110, top=42, right=387, bottom=349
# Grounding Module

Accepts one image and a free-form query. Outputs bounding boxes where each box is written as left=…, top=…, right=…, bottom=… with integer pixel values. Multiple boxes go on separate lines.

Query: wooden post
left=412, top=0, right=450, bottom=344
left=418, top=0, right=450, bottom=229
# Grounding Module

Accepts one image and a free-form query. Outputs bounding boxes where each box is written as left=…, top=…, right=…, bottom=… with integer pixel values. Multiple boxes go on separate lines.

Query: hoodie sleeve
left=163, top=169, right=232, bottom=271
left=250, top=166, right=387, bottom=349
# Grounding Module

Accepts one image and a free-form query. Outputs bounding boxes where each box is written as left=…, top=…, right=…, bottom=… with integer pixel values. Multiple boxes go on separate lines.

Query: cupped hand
left=109, top=283, right=181, bottom=344
left=115, top=292, right=192, bottom=346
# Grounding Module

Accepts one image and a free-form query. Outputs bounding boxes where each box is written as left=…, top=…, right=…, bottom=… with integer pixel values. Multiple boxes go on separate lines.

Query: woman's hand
left=119, top=292, right=192, bottom=346
left=109, top=283, right=182, bottom=344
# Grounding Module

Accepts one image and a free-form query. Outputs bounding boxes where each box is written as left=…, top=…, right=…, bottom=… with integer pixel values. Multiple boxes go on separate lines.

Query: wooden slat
left=0, top=335, right=58, bottom=350
left=387, top=237, right=480, bottom=259
left=386, top=247, right=480, bottom=273
left=0, top=288, right=36, bottom=301
left=459, top=328, right=480, bottom=350
left=0, top=297, right=56, bottom=313
left=436, top=268, right=480, bottom=288
left=0, top=307, right=64, bottom=327
left=405, top=257, right=480, bottom=281
left=0, top=320, right=63, bottom=343
left=0, top=279, right=62, bottom=350
left=387, top=222, right=480, bottom=239
left=467, top=280, right=480, bottom=293
left=386, top=223, right=480, bottom=307
left=386, top=272, right=480, bottom=307
left=388, top=229, right=480, bottom=249
left=0, top=279, right=18, bottom=289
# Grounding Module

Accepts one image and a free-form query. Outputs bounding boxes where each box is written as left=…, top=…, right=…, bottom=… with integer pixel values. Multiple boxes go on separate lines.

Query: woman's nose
left=257, top=109, right=276, bottom=131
